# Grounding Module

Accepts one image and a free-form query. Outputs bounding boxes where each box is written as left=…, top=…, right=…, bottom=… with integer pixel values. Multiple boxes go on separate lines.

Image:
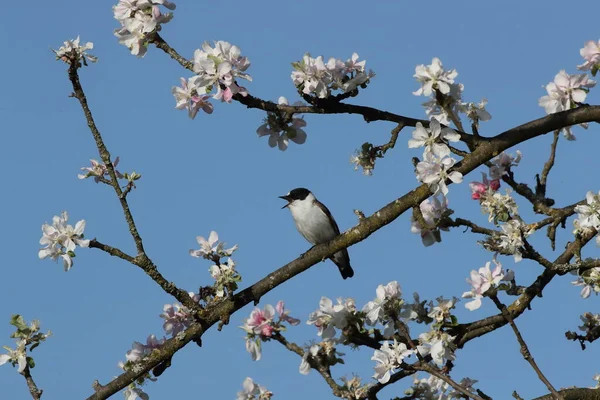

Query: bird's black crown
left=287, top=188, right=311, bottom=201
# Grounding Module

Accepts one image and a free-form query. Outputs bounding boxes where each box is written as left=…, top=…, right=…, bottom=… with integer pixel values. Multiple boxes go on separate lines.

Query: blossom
left=410, top=196, right=448, bottom=246
left=306, top=297, right=352, bottom=340
left=159, top=292, right=200, bottom=336
left=172, top=77, right=214, bottom=119
left=497, top=220, right=528, bottom=262
left=539, top=71, right=596, bottom=139
left=39, top=211, right=90, bottom=271
left=413, top=58, right=458, bottom=96
left=408, top=120, right=460, bottom=158
left=421, top=82, right=464, bottom=125
left=237, top=377, right=272, bottom=400
left=53, top=36, right=97, bottom=65
left=291, top=53, right=374, bottom=98
left=192, top=41, right=251, bottom=102
left=240, top=301, right=300, bottom=360
left=78, top=157, right=124, bottom=182
left=464, top=99, right=492, bottom=124
left=190, top=231, right=238, bottom=260
left=126, top=335, right=165, bottom=363
left=470, top=172, right=501, bottom=200
left=123, top=387, right=149, bottom=400
left=299, top=344, right=319, bottom=375
left=574, top=191, right=600, bottom=231
left=209, top=258, right=241, bottom=297
left=462, top=259, right=512, bottom=310
left=113, top=0, right=176, bottom=57
left=416, top=153, right=463, bottom=196
left=417, top=330, right=456, bottom=366
left=539, top=70, right=595, bottom=114
left=428, top=297, right=458, bottom=324
left=371, top=339, right=415, bottom=383
left=256, top=97, right=307, bottom=151
left=578, top=40, right=600, bottom=72
left=480, top=189, right=518, bottom=224
left=0, top=339, right=27, bottom=373
left=571, top=268, right=600, bottom=298
left=362, top=281, right=402, bottom=325
left=489, top=151, right=522, bottom=179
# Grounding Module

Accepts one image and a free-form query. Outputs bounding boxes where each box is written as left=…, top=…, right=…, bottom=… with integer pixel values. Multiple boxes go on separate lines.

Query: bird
left=279, top=188, right=354, bottom=279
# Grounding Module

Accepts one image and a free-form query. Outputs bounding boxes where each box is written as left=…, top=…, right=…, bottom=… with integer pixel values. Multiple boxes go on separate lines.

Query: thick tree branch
left=533, top=388, right=600, bottom=400
left=76, top=34, right=600, bottom=399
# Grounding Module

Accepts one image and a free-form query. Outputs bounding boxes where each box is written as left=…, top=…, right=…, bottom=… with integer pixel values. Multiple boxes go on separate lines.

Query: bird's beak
left=279, top=195, right=291, bottom=209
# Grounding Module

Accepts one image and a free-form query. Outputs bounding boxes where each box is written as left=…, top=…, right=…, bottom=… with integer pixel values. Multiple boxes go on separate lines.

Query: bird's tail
left=331, top=249, right=354, bottom=279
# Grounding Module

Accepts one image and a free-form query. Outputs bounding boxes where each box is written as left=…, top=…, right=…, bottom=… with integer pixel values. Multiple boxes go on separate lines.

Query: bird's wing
left=314, top=199, right=341, bottom=235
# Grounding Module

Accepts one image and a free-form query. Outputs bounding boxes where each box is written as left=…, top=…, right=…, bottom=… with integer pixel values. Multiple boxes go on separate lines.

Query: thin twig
left=67, top=64, right=146, bottom=256
left=20, top=365, right=43, bottom=400
left=271, top=334, right=347, bottom=398
left=535, top=130, right=560, bottom=198
left=490, top=294, right=563, bottom=400
left=67, top=64, right=198, bottom=311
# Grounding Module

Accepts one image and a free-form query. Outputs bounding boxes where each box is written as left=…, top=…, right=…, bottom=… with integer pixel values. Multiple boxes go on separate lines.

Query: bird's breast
left=289, top=204, right=337, bottom=245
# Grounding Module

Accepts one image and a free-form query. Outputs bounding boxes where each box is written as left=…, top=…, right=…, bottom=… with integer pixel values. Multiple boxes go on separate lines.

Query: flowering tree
left=3, top=2, right=600, bottom=400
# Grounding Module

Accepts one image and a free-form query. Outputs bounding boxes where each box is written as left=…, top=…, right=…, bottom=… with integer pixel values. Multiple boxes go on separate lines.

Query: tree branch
left=490, top=294, right=563, bottom=400
left=20, top=365, right=42, bottom=400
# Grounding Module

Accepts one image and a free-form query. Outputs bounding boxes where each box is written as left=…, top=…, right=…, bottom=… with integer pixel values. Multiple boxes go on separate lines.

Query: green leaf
left=27, top=356, right=35, bottom=369
left=9, top=315, right=27, bottom=331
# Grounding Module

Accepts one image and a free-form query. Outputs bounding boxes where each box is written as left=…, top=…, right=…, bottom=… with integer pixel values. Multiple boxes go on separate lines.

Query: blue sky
left=1, top=0, right=599, bottom=399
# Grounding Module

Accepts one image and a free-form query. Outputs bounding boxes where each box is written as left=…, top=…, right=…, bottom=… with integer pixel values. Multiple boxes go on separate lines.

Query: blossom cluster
left=410, top=195, right=449, bottom=247
left=539, top=69, right=596, bottom=140
left=39, top=211, right=90, bottom=271
left=78, top=157, right=124, bottom=183
left=125, top=334, right=165, bottom=363
left=572, top=267, right=600, bottom=299
left=291, top=52, right=375, bottom=98
left=408, top=119, right=462, bottom=246
left=306, top=297, right=356, bottom=341
left=574, top=191, right=600, bottom=244
left=241, top=301, right=300, bottom=361
left=496, top=220, right=530, bottom=263
left=113, top=0, right=176, bottom=57
left=469, top=151, right=521, bottom=224
left=256, top=97, right=307, bottom=151
left=413, top=58, right=491, bottom=127
left=462, top=259, right=514, bottom=311
left=349, top=142, right=378, bottom=176
left=578, top=40, right=600, bottom=74
left=53, top=36, right=97, bottom=65
left=371, top=339, right=416, bottom=383
left=0, top=316, right=51, bottom=374
left=404, top=374, right=479, bottom=400
left=412, top=120, right=463, bottom=196
left=190, top=231, right=240, bottom=298
left=160, top=292, right=201, bottom=336
left=299, top=341, right=345, bottom=376
left=172, top=41, right=252, bottom=119
left=237, top=377, right=272, bottom=400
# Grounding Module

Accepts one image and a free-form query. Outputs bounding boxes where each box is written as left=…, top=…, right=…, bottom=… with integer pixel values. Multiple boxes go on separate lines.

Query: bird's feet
left=300, top=245, right=317, bottom=258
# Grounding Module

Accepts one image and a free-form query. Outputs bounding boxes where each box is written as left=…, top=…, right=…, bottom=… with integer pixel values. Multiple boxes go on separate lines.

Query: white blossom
left=362, top=281, right=402, bottom=325
left=497, top=220, right=528, bottom=262
left=113, top=0, right=176, bottom=57
left=410, top=196, right=449, bottom=247
left=371, top=339, right=415, bottom=383
left=237, top=377, right=272, bottom=400
left=53, top=36, right=97, bottom=65
left=306, top=297, right=352, bottom=340
left=417, top=330, right=456, bottom=366
left=408, top=120, right=460, bottom=158
left=38, top=211, right=90, bottom=271
left=578, top=40, right=600, bottom=72
left=413, top=58, right=458, bottom=96
left=416, top=153, right=463, bottom=196
left=462, top=259, right=512, bottom=311
left=189, top=231, right=238, bottom=260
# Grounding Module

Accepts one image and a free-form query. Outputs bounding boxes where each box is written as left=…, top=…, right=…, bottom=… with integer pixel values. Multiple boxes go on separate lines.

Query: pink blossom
left=469, top=173, right=500, bottom=200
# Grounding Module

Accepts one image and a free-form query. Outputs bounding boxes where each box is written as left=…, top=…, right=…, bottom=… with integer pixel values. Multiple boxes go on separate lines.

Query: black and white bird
left=279, top=188, right=354, bottom=279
